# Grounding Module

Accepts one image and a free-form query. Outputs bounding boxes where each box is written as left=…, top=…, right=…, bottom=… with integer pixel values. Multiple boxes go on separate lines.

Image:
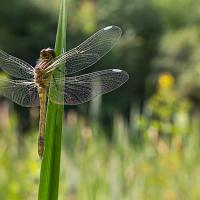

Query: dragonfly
left=0, top=25, right=129, bottom=158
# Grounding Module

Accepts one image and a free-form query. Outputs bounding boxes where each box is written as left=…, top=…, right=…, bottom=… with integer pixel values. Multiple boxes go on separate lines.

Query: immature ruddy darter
left=0, top=26, right=129, bottom=158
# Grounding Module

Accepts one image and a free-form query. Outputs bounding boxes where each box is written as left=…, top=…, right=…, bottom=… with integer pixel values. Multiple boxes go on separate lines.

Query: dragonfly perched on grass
left=0, top=25, right=129, bottom=158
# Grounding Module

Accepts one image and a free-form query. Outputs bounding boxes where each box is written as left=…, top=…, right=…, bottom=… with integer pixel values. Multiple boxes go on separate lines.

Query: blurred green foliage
left=0, top=0, right=200, bottom=199
left=0, top=80, right=200, bottom=199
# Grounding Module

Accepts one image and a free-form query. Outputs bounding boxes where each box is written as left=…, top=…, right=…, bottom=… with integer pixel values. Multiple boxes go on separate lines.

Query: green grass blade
left=38, top=0, right=67, bottom=199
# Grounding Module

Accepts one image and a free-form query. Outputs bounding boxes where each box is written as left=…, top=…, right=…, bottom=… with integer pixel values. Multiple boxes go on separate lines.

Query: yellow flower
left=29, top=161, right=39, bottom=173
left=158, top=73, right=175, bottom=90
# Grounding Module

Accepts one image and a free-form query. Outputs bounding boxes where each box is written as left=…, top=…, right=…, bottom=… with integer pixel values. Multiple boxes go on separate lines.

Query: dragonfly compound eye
left=46, top=48, right=56, bottom=58
left=40, top=49, right=47, bottom=59
left=40, top=48, right=55, bottom=60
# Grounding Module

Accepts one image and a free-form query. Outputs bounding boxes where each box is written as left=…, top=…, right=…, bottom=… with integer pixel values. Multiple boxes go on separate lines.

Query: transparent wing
left=49, top=69, right=129, bottom=105
left=0, top=49, right=35, bottom=79
left=45, top=26, right=122, bottom=74
left=0, top=79, right=39, bottom=107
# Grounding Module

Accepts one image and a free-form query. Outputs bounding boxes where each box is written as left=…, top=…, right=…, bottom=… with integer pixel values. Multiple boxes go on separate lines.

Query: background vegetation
left=0, top=0, right=200, bottom=199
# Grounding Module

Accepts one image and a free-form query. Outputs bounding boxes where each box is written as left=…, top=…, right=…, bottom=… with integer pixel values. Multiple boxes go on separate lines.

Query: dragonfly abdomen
left=38, top=87, right=47, bottom=158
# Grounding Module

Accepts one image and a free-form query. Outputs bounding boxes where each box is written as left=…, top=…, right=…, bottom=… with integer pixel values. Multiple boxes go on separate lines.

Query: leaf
left=38, top=0, right=67, bottom=199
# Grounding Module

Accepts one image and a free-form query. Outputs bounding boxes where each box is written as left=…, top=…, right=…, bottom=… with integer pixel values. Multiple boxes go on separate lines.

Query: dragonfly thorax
left=34, top=48, right=55, bottom=88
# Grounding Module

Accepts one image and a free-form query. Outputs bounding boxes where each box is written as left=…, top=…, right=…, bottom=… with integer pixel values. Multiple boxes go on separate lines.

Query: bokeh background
left=0, top=0, right=200, bottom=199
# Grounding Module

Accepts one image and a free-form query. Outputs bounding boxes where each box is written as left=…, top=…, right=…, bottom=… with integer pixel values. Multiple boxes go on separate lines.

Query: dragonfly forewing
left=0, top=49, right=35, bottom=79
left=45, top=26, right=122, bottom=75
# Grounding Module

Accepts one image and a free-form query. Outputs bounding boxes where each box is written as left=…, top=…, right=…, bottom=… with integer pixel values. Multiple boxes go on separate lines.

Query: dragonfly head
left=40, top=48, right=56, bottom=60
